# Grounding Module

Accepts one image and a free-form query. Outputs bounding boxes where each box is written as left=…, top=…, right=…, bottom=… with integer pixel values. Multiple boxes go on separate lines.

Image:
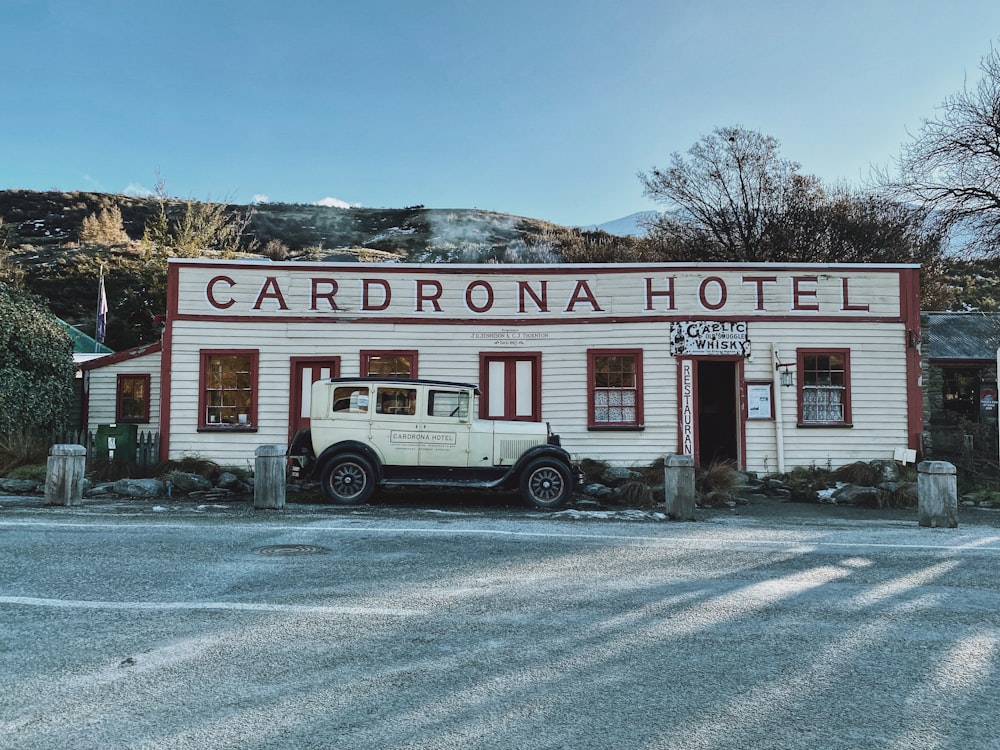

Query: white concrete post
left=254, top=445, right=287, bottom=510
left=45, top=444, right=86, bottom=506
left=664, top=454, right=696, bottom=521
left=917, top=460, right=958, bottom=528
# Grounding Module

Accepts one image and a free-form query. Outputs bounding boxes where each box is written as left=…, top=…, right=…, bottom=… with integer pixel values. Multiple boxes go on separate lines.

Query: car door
left=369, top=384, right=423, bottom=466
left=418, top=387, right=473, bottom=467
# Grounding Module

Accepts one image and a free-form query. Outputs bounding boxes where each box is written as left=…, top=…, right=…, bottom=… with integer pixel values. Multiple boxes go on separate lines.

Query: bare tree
left=881, top=42, right=1000, bottom=255
left=639, top=126, right=806, bottom=261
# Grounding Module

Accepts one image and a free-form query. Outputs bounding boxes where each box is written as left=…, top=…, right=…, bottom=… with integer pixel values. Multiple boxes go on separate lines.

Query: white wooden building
left=81, top=259, right=923, bottom=473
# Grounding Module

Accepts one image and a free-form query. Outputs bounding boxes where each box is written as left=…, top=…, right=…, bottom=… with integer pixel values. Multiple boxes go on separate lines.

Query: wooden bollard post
left=917, top=460, right=958, bottom=528
left=45, top=444, right=86, bottom=506
left=664, top=454, right=696, bottom=521
left=254, top=445, right=287, bottom=510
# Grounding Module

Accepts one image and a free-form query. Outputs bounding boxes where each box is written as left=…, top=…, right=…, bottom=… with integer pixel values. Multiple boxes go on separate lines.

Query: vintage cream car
left=288, top=378, right=577, bottom=509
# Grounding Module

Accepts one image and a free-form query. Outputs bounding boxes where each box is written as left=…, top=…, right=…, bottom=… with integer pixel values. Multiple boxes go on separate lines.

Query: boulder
left=832, top=484, right=882, bottom=507
left=0, top=478, right=39, bottom=494
left=601, top=466, right=641, bottom=487
left=217, top=472, right=242, bottom=490
left=869, top=459, right=902, bottom=482
left=168, top=472, right=214, bottom=493
left=583, top=483, right=614, bottom=499
left=113, top=478, right=166, bottom=498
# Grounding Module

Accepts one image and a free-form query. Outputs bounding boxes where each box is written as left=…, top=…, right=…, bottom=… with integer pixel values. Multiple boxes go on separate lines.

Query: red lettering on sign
left=792, top=276, right=819, bottom=311
left=699, top=277, right=727, bottom=310
left=645, top=277, right=676, bottom=310
left=518, top=280, right=548, bottom=313
left=841, top=277, right=870, bottom=311
left=362, top=279, right=391, bottom=311
left=253, top=277, right=289, bottom=310
left=416, top=280, right=443, bottom=312
left=466, top=280, right=494, bottom=313
left=206, top=275, right=236, bottom=309
left=565, top=280, right=603, bottom=313
left=742, top=275, right=777, bottom=311
left=310, top=278, right=339, bottom=311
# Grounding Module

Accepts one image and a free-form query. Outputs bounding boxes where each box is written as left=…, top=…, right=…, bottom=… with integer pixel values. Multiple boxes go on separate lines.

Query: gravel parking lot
left=2, top=495, right=999, bottom=749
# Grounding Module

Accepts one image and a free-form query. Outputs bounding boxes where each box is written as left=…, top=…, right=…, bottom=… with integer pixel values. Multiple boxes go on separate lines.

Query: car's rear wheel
left=320, top=453, right=375, bottom=504
left=520, top=458, right=573, bottom=509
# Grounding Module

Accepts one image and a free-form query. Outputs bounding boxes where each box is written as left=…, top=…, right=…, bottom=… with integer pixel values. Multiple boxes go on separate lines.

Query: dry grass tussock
left=696, top=459, right=743, bottom=506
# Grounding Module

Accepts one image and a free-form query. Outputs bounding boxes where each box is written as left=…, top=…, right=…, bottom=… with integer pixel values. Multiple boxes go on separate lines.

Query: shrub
left=7, top=463, right=47, bottom=482
left=80, top=205, right=130, bottom=246
left=833, top=461, right=882, bottom=486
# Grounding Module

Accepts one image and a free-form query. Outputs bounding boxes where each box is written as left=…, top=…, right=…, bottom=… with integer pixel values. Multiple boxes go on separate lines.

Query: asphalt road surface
left=2, top=496, right=1000, bottom=749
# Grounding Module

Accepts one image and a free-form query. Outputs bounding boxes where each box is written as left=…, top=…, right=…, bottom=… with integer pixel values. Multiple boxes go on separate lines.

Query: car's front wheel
left=320, top=453, right=376, bottom=504
left=520, top=458, right=573, bottom=509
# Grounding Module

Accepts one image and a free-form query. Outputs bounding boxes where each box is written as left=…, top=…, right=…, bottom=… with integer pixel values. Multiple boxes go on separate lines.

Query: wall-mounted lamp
left=775, top=358, right=795, bottom=388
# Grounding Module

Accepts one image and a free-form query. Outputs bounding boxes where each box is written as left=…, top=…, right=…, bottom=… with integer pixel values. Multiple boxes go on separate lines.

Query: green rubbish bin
left=95, top=423, right=138, bottom=463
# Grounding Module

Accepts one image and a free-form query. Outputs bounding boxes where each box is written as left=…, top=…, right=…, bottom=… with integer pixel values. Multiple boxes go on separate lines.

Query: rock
left=583, top=483, right=613, bottom=499
left=168, top=472, right=213, bottom=493
left=113, top=478, right=166, bottom=498
left=85, top=482, right=117, bottom=497
left=832, top=484, right=882, bottom=507
left=216, top=472, right=241, bottom=490
left=0, top=478, right=39, bottom=493
left=600, top=467, right=641, bottom=486
left=869, top=459, right=902, bottom=482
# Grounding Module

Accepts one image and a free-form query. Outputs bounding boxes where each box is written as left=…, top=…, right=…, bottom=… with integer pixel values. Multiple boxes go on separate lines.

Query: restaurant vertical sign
left=680, top=359, right=695, bottom=456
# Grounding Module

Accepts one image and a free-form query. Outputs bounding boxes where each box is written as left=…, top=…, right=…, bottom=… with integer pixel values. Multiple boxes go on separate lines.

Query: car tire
left=520, top=458, right=573, bottom=509
left=320, top=453, right=376, bottom=505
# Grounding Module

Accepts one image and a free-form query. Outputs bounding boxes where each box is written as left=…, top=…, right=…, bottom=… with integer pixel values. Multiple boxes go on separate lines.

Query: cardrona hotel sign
left=173, top=263, right=896, bottom=323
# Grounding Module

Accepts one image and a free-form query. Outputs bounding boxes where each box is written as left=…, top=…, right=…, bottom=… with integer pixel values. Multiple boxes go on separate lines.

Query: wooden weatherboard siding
left=151, top=260, right=920, bottom=470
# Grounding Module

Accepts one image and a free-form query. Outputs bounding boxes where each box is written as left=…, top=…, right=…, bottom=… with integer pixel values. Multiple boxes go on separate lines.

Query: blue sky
left=4, top=1, right=1000, bottom=228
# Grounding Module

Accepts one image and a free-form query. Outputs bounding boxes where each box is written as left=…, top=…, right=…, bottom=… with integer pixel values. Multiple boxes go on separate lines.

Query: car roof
left=323, top=377, right=480, bottom=392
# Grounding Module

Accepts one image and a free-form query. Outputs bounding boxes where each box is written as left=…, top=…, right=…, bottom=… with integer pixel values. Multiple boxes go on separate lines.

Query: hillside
left=1, top=189, right=998, bottom=351
left=0, top=189, right=580, bottom=263
left=0, top=189, right=615, bottom=349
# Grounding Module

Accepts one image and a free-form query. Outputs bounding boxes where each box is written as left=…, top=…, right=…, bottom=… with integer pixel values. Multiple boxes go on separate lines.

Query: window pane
left=801, top=351, right=847, bottom=423
left=591, top=353, right=639, bottom=425
left=366, top=354, right=413, bottom=378
left=376, top=387, right=416, bottom=415
left=204, top=354, right=254, bottom=425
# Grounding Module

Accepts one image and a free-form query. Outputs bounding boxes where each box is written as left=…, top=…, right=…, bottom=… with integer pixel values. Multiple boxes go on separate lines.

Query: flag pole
left=96, top=264, right=108, bottom=352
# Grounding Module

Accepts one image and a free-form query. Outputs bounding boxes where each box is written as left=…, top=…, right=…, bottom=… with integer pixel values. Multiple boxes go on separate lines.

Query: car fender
left=504, top=444, right=576, bottom=489
left=314, top=441, right=384, bottom=481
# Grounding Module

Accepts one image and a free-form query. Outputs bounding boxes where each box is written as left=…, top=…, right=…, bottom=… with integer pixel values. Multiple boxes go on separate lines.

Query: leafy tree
left=0, top=282, right=76, bottom=434
left=881, top=42, right=1000, bottom=256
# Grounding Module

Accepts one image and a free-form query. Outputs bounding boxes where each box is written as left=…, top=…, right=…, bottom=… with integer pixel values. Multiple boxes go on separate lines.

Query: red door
left=479, top=353, right=541, bottom=421
left=289, top=358, right=340, bottom=441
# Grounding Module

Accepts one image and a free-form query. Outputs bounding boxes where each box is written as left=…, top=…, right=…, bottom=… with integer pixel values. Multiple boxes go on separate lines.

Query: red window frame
left=360, top=350, right=418, bottom=378
left=797, top=348, right=852, bottom=426
left=587, top=349, right=644, bottom=429
left=198, top=349, right=259, bottom=430
left=116, top=373, right=151, bottom=423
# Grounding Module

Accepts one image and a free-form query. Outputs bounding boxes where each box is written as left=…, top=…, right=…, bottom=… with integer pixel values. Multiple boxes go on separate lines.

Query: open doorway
left=696, top=360, right=739, bottom=466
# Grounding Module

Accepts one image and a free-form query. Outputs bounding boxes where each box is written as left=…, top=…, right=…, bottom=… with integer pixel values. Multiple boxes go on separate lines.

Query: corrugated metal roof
left=926, top=312, right=1000, bottom=361
left=56, top=318, right=113, bottom=355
